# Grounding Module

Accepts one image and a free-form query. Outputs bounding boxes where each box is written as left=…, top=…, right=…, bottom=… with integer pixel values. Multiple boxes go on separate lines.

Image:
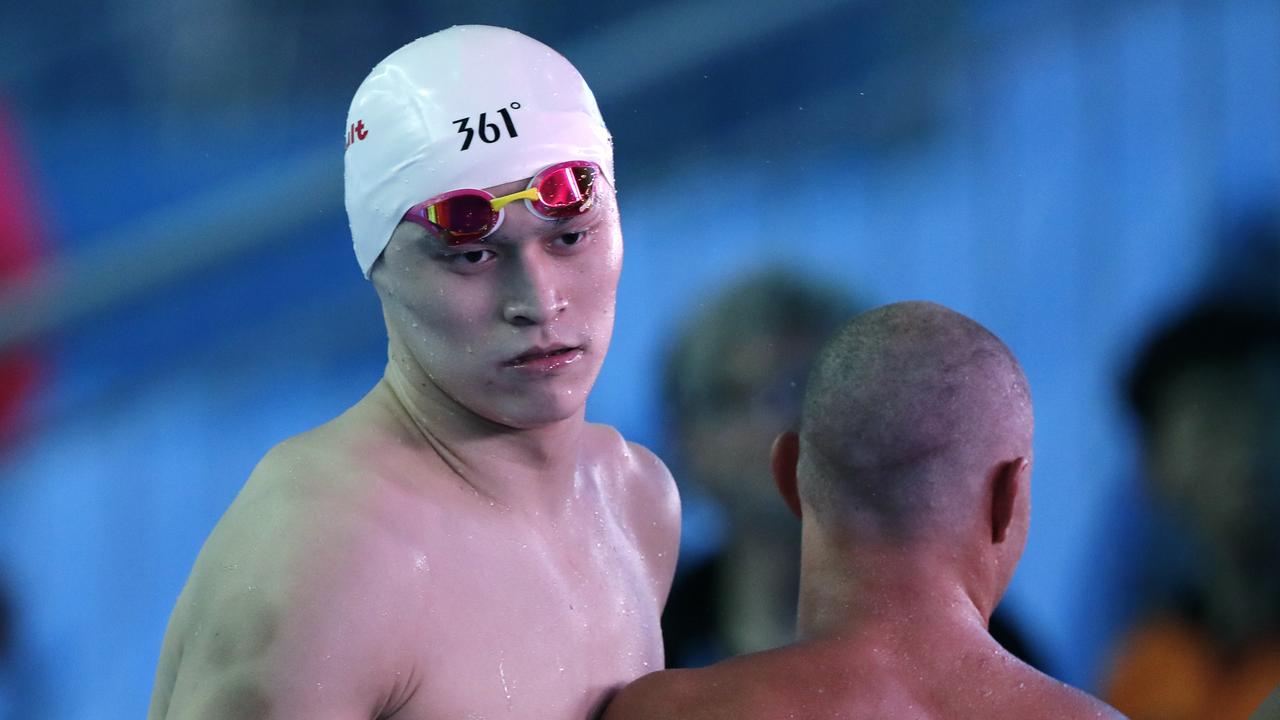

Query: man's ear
left=771, top=431, right=803, bottom=519
left=991, top=457, right=1029, bottom=543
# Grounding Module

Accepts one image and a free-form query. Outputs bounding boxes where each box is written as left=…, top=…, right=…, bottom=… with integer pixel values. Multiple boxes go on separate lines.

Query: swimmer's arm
left=152, top=467, right=416, bottom=719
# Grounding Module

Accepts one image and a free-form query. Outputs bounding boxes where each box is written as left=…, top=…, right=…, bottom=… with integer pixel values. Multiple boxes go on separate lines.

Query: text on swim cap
left=452, top=102, right=522, bottom=151
left=345, top=120, right=368, bottom=150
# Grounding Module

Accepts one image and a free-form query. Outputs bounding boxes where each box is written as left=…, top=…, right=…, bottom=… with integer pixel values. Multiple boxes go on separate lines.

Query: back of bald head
left=798, top=301, right=1032, bottom=541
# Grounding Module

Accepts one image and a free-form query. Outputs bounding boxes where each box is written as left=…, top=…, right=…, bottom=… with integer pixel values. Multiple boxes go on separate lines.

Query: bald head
left=797, top=301, right=1032, bottom=541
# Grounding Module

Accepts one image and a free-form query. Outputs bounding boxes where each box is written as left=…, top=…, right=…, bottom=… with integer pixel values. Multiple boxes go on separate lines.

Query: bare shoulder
left=602, top=668, right=709, bottom=720
left=150, top=431, right=421, bottom=719
left=585, top=423, right=679, bottom=523
left=1055, top=683, right=1127, bottom=720
left=586, top=424, right=681, bottom=574
left=604, top=654, right=796, bottom=720
left=1005, top=664, right=1128, bottom=720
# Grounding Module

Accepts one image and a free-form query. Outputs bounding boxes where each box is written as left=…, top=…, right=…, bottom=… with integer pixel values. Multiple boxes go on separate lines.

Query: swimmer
left=603, top=301, right=1123, bottom=719
left=148, top=26, right=680, bottom=720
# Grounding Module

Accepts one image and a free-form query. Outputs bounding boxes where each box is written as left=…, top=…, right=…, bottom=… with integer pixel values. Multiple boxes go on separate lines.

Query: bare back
left=149, top=386, right=680, bottom=720
left=605, top=629, right=1124, bottom=720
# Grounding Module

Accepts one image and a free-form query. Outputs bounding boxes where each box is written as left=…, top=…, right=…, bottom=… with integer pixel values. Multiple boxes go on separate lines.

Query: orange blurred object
left=1106, top=616, right=1280, bottom=720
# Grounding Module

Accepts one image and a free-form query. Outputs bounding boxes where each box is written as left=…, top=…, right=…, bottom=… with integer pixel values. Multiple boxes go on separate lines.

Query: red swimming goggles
left=402, top=160, right=601, bottom=244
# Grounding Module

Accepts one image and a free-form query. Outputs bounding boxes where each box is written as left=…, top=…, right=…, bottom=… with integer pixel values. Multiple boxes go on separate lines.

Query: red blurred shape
left=0, top=102, right=45, bottom=449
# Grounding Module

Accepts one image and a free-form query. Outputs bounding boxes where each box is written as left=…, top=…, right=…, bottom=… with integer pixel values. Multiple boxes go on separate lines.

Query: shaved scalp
left=798, top=301, right=1032, bottom=540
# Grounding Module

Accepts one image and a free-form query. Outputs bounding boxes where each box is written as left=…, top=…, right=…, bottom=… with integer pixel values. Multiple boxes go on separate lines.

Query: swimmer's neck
left=795, top=528, right=994, bottom=648
left=374, top=361, right=587, bottom=511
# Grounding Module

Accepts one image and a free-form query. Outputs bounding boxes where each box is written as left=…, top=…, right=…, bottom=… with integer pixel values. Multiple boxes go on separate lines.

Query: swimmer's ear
left=991, top=457, right=1029, bottom=544
left=771, top=431, right=803, bottom=519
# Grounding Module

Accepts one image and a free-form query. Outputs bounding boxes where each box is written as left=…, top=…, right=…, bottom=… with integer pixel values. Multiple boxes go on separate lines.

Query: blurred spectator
left=660, top=270, right=855, bottom=666
left=1106, top=289, right=1280, bottom=718
left=658, top=270, right=1043, bottom=669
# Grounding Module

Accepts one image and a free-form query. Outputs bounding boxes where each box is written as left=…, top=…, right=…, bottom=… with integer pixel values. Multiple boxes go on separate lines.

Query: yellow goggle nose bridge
left=489, top=187, right=541, bottom=211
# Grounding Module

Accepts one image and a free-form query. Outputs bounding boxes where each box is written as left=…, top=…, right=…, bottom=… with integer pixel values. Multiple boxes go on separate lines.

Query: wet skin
left=148, top=176, right=681, bottom=719
left=603, top=303, right=1123, bottom=720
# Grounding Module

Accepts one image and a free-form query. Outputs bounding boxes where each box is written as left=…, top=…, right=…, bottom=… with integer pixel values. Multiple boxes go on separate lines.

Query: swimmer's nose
left=502, top=253, right=566, bottom=326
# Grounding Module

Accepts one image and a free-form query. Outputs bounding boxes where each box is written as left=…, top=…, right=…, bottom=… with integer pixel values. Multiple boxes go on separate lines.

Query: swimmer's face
left=371, top=171, right=622, bottom=429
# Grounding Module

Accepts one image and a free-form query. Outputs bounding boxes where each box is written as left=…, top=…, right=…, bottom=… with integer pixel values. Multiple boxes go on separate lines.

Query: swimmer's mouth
left=504, top=344, right=583, bottom=367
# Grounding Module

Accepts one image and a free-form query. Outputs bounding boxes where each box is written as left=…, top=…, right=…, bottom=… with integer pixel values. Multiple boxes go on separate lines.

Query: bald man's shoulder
left=602, top=659, right=792, bottom=720
left=994, top=665, right=1129, bottom=720
left=602, top=646, right=1129, bottom=720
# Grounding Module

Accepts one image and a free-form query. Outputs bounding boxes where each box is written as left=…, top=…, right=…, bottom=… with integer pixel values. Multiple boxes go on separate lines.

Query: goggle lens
left=529, top=165, right=597, bottom=217
left=427, top=192, right=496, bottom=240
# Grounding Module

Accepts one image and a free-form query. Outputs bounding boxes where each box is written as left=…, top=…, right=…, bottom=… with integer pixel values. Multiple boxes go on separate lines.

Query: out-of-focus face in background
left=1105, top=299, right=1280, bottom=720
left=371, top=176, right=623, bottom=429
left=683, top=331, right=825, bottom=527
left=1125, top=300, right=1280, bottom=649
left=658, top=272, right=857, bottom=663
left=1131, top=304, right=1280, bottom=570
left=668, top=274, right=856, bottom=529
left=1145, top=352, right=1280, bottom=559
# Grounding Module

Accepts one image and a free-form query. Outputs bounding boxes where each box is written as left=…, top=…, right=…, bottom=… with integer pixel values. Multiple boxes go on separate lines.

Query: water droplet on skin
left=498, top=660, right=513, bottom=704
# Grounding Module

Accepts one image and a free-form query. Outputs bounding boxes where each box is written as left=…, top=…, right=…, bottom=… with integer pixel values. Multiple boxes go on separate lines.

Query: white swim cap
left=344, top=25, right=614, bottom=277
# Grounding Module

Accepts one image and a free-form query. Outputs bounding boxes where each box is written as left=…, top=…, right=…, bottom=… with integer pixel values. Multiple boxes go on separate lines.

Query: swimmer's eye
left=443, top=248, right=496, bottom=271
left=551, top=231, right=585, bottom=249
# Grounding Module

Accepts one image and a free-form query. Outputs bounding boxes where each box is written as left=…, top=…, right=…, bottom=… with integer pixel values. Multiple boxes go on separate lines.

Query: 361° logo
left=453, top=102, right=521, bottom=151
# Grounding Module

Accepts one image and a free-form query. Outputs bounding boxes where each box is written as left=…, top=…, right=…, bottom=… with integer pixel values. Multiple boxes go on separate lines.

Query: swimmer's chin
left=482, top=386, right=594, bottom=430
left=487, top=404, right=587, bottom=431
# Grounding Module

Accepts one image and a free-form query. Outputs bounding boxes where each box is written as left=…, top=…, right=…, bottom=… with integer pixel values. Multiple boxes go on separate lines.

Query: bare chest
left=386, top=508, right=664, bottom=719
